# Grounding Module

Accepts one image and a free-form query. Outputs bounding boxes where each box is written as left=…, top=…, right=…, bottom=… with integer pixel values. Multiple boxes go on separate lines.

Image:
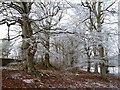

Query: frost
left=75, top=73, right=79, bottom=76
left=94, top=82, right=107, bottom=87
left=23, top=79, right=34, bottom=84
left=11, top=73, right=21, bottom=79
left=0, top=66, right=18, bottom=70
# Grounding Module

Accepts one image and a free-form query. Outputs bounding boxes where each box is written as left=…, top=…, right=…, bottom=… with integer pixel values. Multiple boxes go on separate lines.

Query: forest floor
left=1, top=62, right=120, bottom=89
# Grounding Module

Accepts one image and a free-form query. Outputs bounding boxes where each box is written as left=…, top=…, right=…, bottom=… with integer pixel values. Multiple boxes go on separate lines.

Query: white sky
left=0, top=24, right=8, bottom=39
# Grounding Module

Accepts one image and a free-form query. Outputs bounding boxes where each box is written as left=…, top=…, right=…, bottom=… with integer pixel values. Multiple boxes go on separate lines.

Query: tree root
left=43, top=63, right=53, bottom=68
left=28, top=69, right=51, bottom=76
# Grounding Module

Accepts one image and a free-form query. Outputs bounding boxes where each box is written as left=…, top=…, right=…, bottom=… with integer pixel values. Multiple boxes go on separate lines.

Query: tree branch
left=105, top=0, right=117, bottom=11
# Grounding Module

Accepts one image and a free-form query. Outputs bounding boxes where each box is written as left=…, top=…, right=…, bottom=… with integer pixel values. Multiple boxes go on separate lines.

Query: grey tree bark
left=20, top=2, right=37, bottom=73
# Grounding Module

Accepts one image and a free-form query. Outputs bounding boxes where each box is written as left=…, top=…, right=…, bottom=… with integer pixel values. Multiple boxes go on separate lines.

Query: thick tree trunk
left=26, top=44, right=36, bottom=72
left=21, top=18, right=36, bottom=72
left=100, top=62, right=106, bottom=78
left=21, top=4, right=36, bottom=73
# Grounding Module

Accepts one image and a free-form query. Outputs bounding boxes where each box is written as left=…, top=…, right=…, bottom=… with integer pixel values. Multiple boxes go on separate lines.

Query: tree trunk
left=86, top=46, right=91, bottom=72
left=97, top=2, right=106, bottom=79
left=94, top=63, right=98, bottom=73
left=87, top=60, right=91, bottom=72
left=99, top=45, right=106, bottom=79
left=26, top=44, right=36, bottom=72
left=20, top=3, right=36, bottom=73
left=43, top=53, right=52, bottom=68
left=43, top=32, right=52, bottom=68
left=87, top=52, right=91, bottom=72
left=93, top=47, right=99, bottom=73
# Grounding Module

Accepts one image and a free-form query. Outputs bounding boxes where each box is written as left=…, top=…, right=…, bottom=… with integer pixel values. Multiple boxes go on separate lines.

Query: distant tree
left=2, top=38, right=11, bottom=58
left=81, top=0, right=117, bottom=79
left=32, top=0, right=64, bottom=68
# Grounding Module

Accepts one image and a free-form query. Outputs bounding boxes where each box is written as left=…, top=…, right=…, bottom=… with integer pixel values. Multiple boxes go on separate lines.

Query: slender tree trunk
left=97, top=2, right=106, bottom=79
left=43, top=53, right=51, bottom=68
left=87, top=53, right=91, bottom=72
left=99, top=45, right=106, bottom=79
left=86, top=46, right=91, bottom=72
left=43, top=32, right=52, bottom=68
left=93, top=47, right=99, bottom=73
left=94, top=63, right=98, bottom=73
left=87, top=60, right=91, bottom=72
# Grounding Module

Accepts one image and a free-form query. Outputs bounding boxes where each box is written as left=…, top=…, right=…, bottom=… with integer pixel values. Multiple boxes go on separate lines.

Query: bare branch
left=105, top=0, right=117, bottom=11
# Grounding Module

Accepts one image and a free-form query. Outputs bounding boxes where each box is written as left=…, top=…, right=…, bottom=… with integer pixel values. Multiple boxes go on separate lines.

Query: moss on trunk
left=43, top=53, right=53, bottom=68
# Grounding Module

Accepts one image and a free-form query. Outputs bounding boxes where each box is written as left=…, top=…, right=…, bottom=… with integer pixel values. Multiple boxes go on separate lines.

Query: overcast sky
left=0, top=24, right=8, bottom=39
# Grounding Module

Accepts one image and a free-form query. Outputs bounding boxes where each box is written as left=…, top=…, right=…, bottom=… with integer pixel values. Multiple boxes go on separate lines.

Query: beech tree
left=0, top=1, right=40, bottom=73
left=64, top=0, right=117, bottom=78
left=81, top=0, right=117, bottom=79
left=32, top=0, right=64, bottom=68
